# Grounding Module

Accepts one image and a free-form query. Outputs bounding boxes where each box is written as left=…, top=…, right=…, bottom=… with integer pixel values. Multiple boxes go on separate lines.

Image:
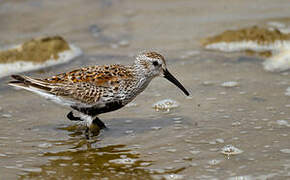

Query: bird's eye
left=152, top=61, right=159, bottom=66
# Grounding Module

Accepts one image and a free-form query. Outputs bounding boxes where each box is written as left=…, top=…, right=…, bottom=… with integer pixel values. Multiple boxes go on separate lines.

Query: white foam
left=267, top=21, right=286, bottom=29
left=205, top=41, right=290, bottom=72
left=0, top=44, right=82, bottom=78
left=263, top=49, right=290, bottom=72
left=205, top=40, right=290, bottom=52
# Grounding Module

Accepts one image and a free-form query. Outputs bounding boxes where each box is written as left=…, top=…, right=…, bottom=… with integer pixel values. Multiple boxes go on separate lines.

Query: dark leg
left=67, top=111, right=83, bottom=121
left=85, top=127, right=90, bottom=140
left=92, top=117, right=107, bottom=129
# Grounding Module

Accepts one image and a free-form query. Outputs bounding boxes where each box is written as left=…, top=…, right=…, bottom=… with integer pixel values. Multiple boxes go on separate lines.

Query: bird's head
left=134, top=51, right=189, bottom=96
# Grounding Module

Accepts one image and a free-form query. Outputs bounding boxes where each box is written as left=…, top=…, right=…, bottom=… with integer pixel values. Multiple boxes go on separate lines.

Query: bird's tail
left=9, top=75, right=52, bottom=91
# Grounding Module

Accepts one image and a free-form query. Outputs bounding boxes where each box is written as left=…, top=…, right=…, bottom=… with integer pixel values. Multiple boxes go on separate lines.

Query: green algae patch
left=0, top=36, right=70, bottom=64
left=201, top=26, right=290, bottom=46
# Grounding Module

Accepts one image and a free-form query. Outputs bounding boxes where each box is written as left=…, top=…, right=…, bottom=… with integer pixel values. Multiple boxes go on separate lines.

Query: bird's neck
left=130, top=64, right=155, bottom=94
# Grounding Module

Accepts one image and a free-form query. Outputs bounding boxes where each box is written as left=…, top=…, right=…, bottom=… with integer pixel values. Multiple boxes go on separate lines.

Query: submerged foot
left=85, top=127, right=90, bottom=140
left=92, top=117, right=108, bottom=130
left=67, top=111, right=83, bottom=121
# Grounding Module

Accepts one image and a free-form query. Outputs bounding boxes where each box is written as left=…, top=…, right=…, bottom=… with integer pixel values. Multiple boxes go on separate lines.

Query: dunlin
left=9, top=52, right=189, bottom=138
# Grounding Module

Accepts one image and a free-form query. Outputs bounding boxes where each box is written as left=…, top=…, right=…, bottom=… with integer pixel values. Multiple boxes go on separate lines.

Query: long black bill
left=163, top=69, right=190, bottom=96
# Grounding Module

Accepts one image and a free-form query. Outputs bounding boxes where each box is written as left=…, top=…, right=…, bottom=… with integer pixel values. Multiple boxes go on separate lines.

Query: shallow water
left=1, top=0, right=290, bottom=179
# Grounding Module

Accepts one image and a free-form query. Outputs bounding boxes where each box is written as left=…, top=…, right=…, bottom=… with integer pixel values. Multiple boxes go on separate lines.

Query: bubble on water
left=109, top=158, right=137, bottom=165
left=227, top=175, right=253, bottom=180
left=190, top=150, right=200, bottom=155
left=217, top=109, right=225, bottom=113
left=202, top=81, right=214, bottom=86
left=72, top=163, right=80, bottom=166
left=84, top=168, right=91, bottom=172
left=89, top=24, right=102, bottom=37
left=151, top=126, right=162, bottom=130
left=125, top=130, right=134, bottom=134
left=208, top=159, right=222, bottom=166
left=190, top=163, right=199, bottom=168
left=16, top=163, right=23, bottom=168
left=59, top=163, right=68, bottom=167
left=221, top=145, right=243, bottom=156
left=124, top=120, right=133, bottom=124
left=166, top=149, right=177, bottom=153
left=154, top=93, right=162, bottom=97
left=219, top=91, right=227, bottom=95
left=118, top=40, right=130, bottom=47
left=173, top=126, right=183, bottom=130
left=237, top=108, right=245, bottom=112
left=130, top=144, right=141, bottom=149
left=120, top=155, right=127, bottom=159
left=221, top=81, right=239, bottom=88
left=153, top=99, right=180, bottom=111
left=280, top=149, right=290, bottom=154
left=232, top=137, right=239, bottom=140
left=254, top=126, right=262, bottom=129
left=175, top=135, right=184, bottom=138
left=162, top=174, right=184, bottom=180
left=266, top=106, right=275, bottom=111
left=47, top=157, right=59, bottom=161
left=232, top=122, right=241, bottom=126
left=280, top=111, right=286, bottom=115
left=2, top=114, right=12, bottom=118
left=216, top=138, right=225, bottom=143
left=285, top=104, right=290, bottom=108
left=240, top=131, right=248, bottom=134
left=285, top=87, right=290, bottom=96
left=0, top=153, right=7, bottom=157
left=277, top=120, right=290, bottom=127
left=38, top=143, right=52, bottom=148
left=5, top=166, right=18, bottom=169
left=173, top=117, right=182, bottom=121
left=60, top=156, right=73, bottom=160
left=173, top=121, right=182, bottom=124
left=182, top=156, right=192, bottom=161
left=21, top=167, right=42, bottom=173
left=140, top=162, right=151, bottom=166
left=173, top=159, right=182, bottom=163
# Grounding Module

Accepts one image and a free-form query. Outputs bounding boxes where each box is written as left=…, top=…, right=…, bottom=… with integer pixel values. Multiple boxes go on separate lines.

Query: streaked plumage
left=9, top=52, right=189, bottom=138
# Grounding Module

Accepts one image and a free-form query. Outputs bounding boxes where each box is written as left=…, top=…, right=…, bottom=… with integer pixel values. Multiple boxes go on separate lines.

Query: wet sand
left=1, top=0, right=290, bottom=179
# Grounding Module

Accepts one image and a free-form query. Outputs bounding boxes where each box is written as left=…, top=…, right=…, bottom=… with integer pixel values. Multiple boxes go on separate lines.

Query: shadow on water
left=19, top=124, right=185, bottom=180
